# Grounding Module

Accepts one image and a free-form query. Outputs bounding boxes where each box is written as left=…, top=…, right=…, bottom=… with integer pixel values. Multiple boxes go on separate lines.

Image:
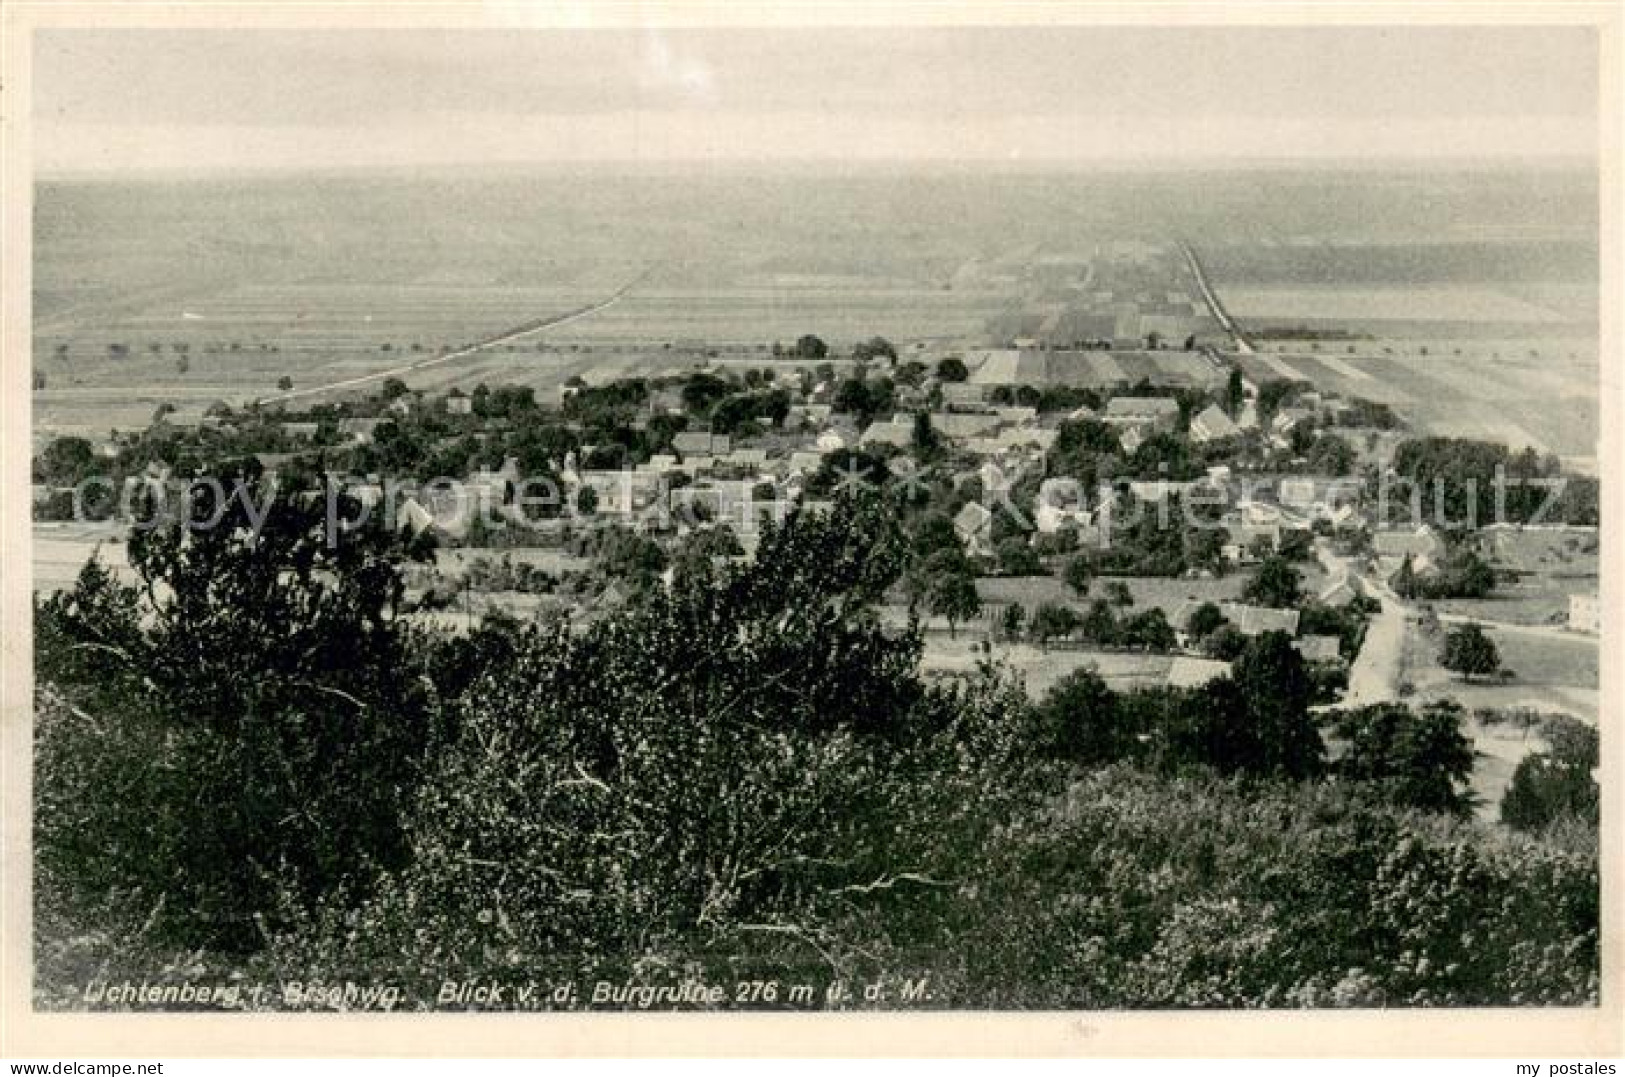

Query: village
left=31, top=321, right=1601, bottom=821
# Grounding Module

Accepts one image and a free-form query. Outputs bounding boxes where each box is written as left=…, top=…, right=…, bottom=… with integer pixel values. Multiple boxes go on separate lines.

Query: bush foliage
left=34, top=482, right=1598, bottom=1008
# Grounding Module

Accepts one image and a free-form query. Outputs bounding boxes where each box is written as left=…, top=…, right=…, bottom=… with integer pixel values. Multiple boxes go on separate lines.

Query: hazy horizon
left=34, top=155, right=1603, bottom=184
left=34, top=26, right=1599, bottom=174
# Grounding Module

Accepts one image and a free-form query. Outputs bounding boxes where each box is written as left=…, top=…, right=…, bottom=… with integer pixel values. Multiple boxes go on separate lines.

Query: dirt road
left=251, top=272, right=647, bottom=407
left=1315, top=538, right=1409, bottom=707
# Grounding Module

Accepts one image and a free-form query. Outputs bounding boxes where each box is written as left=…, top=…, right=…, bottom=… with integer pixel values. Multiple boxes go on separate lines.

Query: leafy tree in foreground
left=1501, top=715, right=1599, bottom=833
left=998, top=602, right=1026, bottom=643
left=1231, top=631, right=1322, bottom=780
left=275, top=492, right=1044, bottom=985
left=36, top=469, right=438, bottom=949
left=934, top=767, right=1597, bottom=1007
left=1332, top=700, right=1475, bottom=816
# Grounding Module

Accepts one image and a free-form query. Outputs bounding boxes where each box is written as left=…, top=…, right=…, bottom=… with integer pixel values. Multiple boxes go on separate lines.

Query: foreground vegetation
left=34, top=478, right=1598, bottom=1009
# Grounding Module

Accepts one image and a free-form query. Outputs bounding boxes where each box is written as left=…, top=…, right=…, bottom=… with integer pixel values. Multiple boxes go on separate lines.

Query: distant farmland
left=1232, top=350, right=1599, bottom=464
left=33, top=167, right=1599, bottom=442
left=1222, top=284, right=1593, bottom=336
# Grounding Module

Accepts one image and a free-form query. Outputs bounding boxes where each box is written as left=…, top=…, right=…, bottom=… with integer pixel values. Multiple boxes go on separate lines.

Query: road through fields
left=250, top=270, right=649, bottom=406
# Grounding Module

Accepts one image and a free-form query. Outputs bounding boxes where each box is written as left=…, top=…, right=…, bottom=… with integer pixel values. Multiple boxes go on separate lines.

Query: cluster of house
left=958, top=464, right=1362, bottom=567
left=33, top=366, right=1364, bottom=569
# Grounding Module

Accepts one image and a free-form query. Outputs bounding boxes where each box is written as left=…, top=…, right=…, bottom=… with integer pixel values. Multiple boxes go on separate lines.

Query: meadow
left=1397, top=612, right=1598, bottom=819
left=1433, top=527, right=1599, bottom=626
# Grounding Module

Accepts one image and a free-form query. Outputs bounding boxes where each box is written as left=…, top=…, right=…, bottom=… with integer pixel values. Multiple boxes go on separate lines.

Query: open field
left=1222, top=284, right=1590, bottom=331
left=1396, top=612, right=1598, bottom=820
left=1232, top=349, right=1598, bottom=462
left=968, top=348, right=1225, bottom=389
left=975, top=566, right=1331, bottom=620
left=541, top=286, right=1007, bottom=348
left=1432, top=527, right=1599, bottom=626
left=33, top=521, right=133, bottom=593
left=1402, top=619, right=1598, bottom=710
left=921, top=642, right=1173, bottom=699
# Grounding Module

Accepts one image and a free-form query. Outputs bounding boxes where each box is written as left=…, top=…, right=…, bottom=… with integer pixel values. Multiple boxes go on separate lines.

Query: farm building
left=571, top=469, right=666, bottom=519
left=1129, top=479, right=1200, bottom=503
left=1568, top=593, right=1600, bottom=635
left=1278, top=478, right=1320, bottom=511
left=338, top=417, right=386, bottom=444
left=724, top=448, right=769, bottom=469
left=1103, top=396, right=1180, bottom=433
left=646, top=387, right=686, bottom=415
left=930, top=411, right=1004, bottom=439
left=678, top=455, right=716, bottom=475
left=396, top=496, right=438, bottom=536
left=786, top=451, right=823, bottom=476
left=787, top=404, right=833, bottom=428
left=674, top=480, right=792, bottom=536
left=641, top=453, right=678, bottom=473
left=252, top=454, right=295, bottom=480
left=995, top=406, right=1039, bottom=425
left=860, top=417, right=915, bottom=450
left=816, top=426, right=854, bottom=453
left=1271, top=407, right=1314, bottom=434
left=1035, top=477, right=1093, bottom=535
left=992, top=426, right=1058, bottom=453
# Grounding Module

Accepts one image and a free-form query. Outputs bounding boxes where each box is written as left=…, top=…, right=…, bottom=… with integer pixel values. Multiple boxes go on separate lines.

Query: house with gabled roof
left=1189, top=403, right=1240, bottom=444
left=1219, top=602, right=1301, bottom=636
left=954, top=501, right=994, bottom=557
left=1318, top=576, right=1362, bottom=608
left=672, top=431, right=731, bottom=457
left=1293, top=635, right=1343, bottom=663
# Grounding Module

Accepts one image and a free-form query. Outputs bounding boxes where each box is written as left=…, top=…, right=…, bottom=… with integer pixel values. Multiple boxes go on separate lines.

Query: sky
left=32, top=26, right=1600, bottom=174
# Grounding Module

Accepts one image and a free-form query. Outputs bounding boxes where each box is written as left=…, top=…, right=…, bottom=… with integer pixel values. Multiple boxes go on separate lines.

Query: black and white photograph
left=2, top=1, right=1619, bottom=1061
